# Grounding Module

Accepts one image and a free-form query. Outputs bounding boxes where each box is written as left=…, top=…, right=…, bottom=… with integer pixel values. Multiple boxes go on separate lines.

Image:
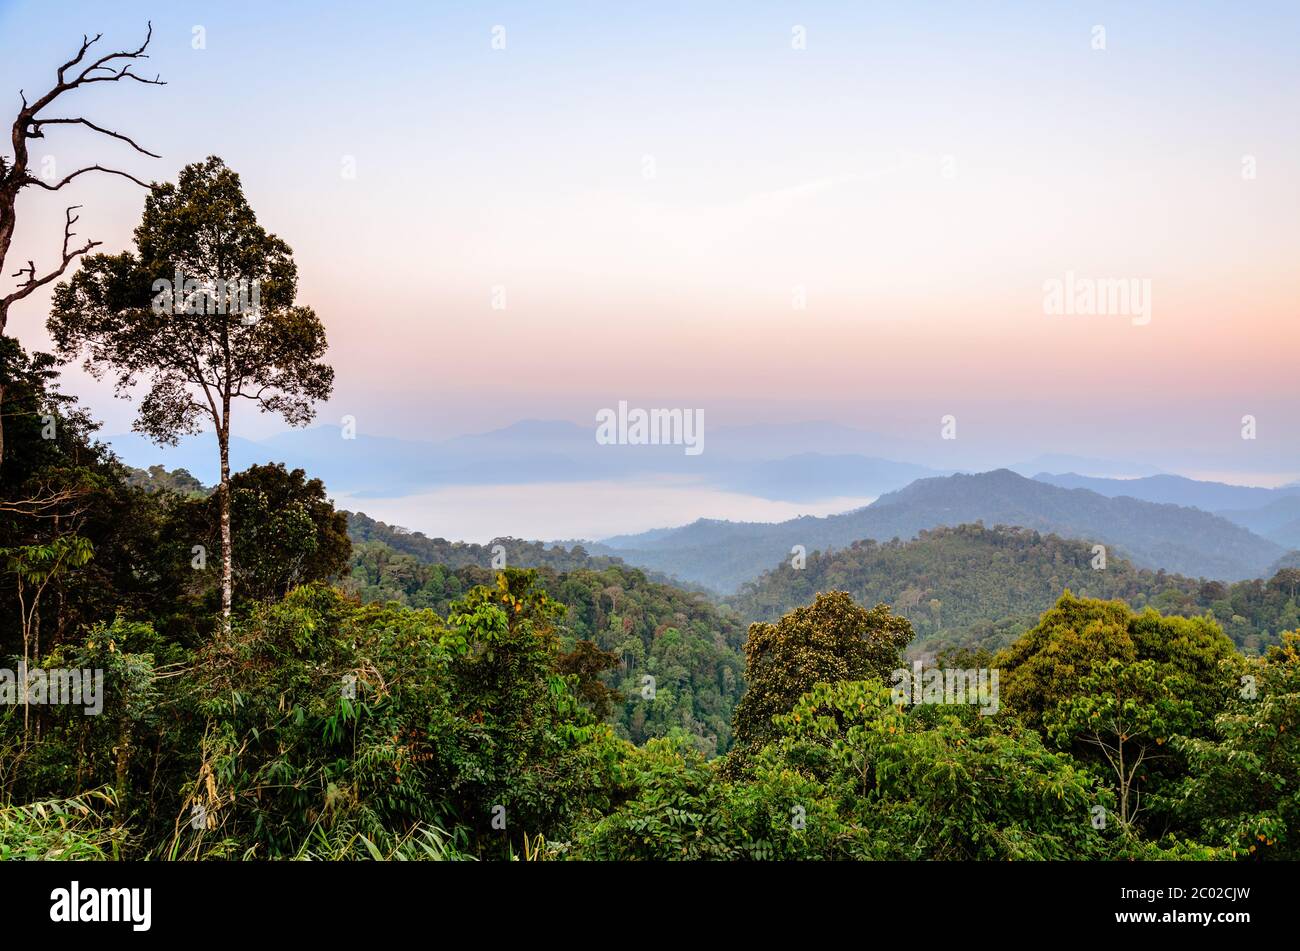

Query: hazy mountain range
left=103, top=418, right=1225, bottom=505
left=107, top=419, right=1300, bottom=594
left=592, top=470, right=1294, bottom=592
left=104, top=419, right=954, bottom=501
left=1034, top=472, right=1300, bottom=548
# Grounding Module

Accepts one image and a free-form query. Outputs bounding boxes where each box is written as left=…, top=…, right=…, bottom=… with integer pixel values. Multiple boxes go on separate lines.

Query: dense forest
left=730, top=524, right=1300, bottom=656
left=347, top=511, right=635, bottom=576
left=0, top=78, right=1295, bottom=863
left=346, top=543, right=747, bottom=755
left=596, top=469, right=1289, bottom=591
left=7, top=339, right=1297, bottom=862
left=4, top=333, right=1297, bottom=860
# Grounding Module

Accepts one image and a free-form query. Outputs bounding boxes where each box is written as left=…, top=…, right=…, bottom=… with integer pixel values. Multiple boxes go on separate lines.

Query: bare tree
left=0, top=24, right=163, bottom=465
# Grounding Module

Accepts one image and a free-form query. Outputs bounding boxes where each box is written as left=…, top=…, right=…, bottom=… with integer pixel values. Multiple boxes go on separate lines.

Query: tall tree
left=0, top=24, right=162, bottom=466
left=726, top=590, right=913, bottom=771
left=47, top=157, right=334, bottom=631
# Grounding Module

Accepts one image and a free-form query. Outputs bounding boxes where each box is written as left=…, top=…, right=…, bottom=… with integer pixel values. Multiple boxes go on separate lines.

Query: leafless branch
left=27, top=163, right=152, bottom=190
left=0, top=482, right=91, bottom=518
left=1, top=205, right=100, bottom=308
left=31, top=23, right=164, bottom=115
left=1, top=23, right=163, bottom=337
left=29, top=118, right=161, bottom=157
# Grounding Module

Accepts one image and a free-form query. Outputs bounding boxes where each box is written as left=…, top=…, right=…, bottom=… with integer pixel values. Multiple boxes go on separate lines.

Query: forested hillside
left=601, top=469, right=1286, bottom=591
left=5, top=331, right=1299, bottom=861
left=348, top=511, right=625, bottom=574
left=730, top=524, right=1300, bottom=655
left=345, top=542, right=748, bottom=754
left=2, top=96, right=1296, bottom=872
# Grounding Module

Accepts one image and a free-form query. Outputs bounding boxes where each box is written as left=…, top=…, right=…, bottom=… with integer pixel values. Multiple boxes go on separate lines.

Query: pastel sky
left=3, top=0, right=1298, bottom=482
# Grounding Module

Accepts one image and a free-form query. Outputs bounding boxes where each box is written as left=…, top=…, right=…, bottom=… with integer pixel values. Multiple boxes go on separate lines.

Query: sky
left=3, top=1, right=1299, bottom=536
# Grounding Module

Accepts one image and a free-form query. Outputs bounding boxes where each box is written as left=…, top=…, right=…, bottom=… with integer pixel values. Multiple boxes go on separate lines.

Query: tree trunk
left=219, top=418, right=233, bottom=634
left=1, top=298, right=9, bottom=470
left=21, top=612, right=29, bottom=739
left=115, top=715, right=133, bottom=825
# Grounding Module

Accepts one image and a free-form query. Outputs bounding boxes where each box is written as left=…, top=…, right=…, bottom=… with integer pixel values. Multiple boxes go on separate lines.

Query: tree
left=0, top=534, right=94, bottom=735
left=1269, top=568, right=1300, bottom=603
left=555, top=639, right=623, bottom=720
left=47, top=158, right=334, bottom=631
left=0, top=24, right=162, bottom=466
left=751, top=679, right=1118, bottom=859
left=1176, top=632, right=1300, bottom=859
left=125, top=464, right=207, bottom=496
left=1045, top=658, right=1196, bottom=827
left=727, top=590, right=913, bottom=769
left=444, top=569, right=620, bottom=853
left=0, top=338, right=196, bottom=656
left=994, top=591, right=1239, bottom=731
left=181, top=463, right=350, bottom=604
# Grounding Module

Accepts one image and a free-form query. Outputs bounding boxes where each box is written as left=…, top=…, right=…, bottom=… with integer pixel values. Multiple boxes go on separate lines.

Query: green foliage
left=292, top=822, right=466, bottom=861
left=193, top=462, right=351, bottom=602
left=47, top=156, right=335, bottom=630
left=163, top=574, right=624, bottom=860
left=555, top=639, right=623, bottom=720
left=1, top=618, right=175, bottom=841
left=1175, top=632, right=1300, bottom=859
left=125, top=464, right=209, bottom=496
left=0, top=789, right=124, bottom=860
left=571, top=736, right=827, bottom=860
left=347, top=543, right=747, bottom=755
left=727, top=591, right=913, bottom=768
left=751, top=680, right=1119, bottom=859
left=347, top=511, right=644, bottom=577
left=1, top=534, right=95, bottom=584
left=576, top=680, right=1136, bottom=861
left=178, top=584, right=452, bottom=858
left=731, top=524, right=1297, bottom=654
left=1046, top=659, right=1198, bottom=827
left=47, top=156, right=334, bottom=446
left=994, top=591, right=1241, bottom=732
left=5, top=339, right=1296, bottom=862
left=0, top=341, right=181, bottom=657
left=440, top=570, right=626, bottom=852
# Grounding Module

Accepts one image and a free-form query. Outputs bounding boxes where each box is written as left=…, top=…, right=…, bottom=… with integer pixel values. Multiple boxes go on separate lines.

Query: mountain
left=1034, top=471, right=1300, bottom=513
left=1214, top=496, right=1300, bottom=548
left=344, top=511, right=705, bottom=591
left=104, top=431, right=272, bottom=483
left=1268, top=550, right=1300, bottom=574
left=727, top=523, right=1299, bottom=656
left=728, top=524, right=1227, bottom=653
left=702, top=421, right=927, bottom=461
left=345, top=523, right=749, bottom=754
left=105, top=419, right=947, bottom=502
left=599, top=469, right=1286, bottom=591
left=347, top=511, right=628, bottom=573
left=1011, top=455, right=1164, bottom=479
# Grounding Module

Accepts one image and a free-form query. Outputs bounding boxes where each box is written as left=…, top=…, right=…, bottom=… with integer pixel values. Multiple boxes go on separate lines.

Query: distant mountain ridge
left=727, top=523, right=1298, bottom=655
left=1216, top=496, right=1300, bottom=549
left=1034, top=471, right=1300, bottom=549
left=597, top=469, right=1287, bottom=591
left=1033, top=471, right=1300, bottom=513
left=105, top=420, right=950, bottom=502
